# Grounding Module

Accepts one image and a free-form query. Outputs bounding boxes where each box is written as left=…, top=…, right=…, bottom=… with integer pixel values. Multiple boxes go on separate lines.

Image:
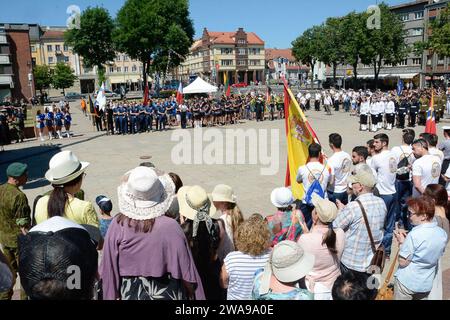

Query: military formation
left=296, top=87, right=449, bottom=131
left=0, top=105, right=27, bottom=152
left=92, top=92, right=286, bottom=135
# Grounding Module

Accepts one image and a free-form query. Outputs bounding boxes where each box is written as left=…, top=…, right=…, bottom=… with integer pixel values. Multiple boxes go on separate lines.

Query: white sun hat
left=117, top=166, right=175, bottom=220
left=45, top=150, right=89, bottom=185
left=211, top=184, right=236, bottom=203
left=270, top=187, right=294, bottom=208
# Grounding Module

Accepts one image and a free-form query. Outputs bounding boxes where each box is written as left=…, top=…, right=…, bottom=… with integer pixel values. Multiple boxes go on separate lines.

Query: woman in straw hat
left=297, top=194, right=345, bottom=300
left=100, top=167, right=205, bottom=300
left=211, top=184, right=244, bottom=262
left=35, top=150, right=99, bottom=227
left=178, top=185, right=224, bottom=300
left=252, top=240, right=314, bottom=300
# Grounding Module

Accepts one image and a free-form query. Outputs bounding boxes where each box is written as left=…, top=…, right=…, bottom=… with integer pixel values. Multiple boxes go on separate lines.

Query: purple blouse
left=100, top=215, right=205, bottom=300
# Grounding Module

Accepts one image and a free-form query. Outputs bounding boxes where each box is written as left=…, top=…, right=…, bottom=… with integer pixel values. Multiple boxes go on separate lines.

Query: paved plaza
left=1, top=100, right=449, bottom=299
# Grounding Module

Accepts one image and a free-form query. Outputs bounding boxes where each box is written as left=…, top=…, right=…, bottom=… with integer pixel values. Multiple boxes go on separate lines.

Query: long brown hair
left=222, top=202, right=244, bottom=242
left=322, top=224, right=338, bottom=255
left=47, top=175, right=83, bottom=218
left=116, top=213, right=155, bottom=233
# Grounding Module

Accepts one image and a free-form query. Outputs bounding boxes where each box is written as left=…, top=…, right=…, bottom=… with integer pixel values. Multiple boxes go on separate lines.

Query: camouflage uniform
left=0, top=183, right=31, bottom=300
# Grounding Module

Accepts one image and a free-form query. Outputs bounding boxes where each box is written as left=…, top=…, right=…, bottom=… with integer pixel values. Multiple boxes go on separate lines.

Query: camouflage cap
left=6, top=162, right=28, bottom=178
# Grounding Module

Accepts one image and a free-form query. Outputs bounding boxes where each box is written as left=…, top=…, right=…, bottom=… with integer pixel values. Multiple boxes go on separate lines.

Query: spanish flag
left=283, top=79, right=320, bottom=200
left=223, top=72, right=231, bottom=97
left=425, top=90, right=436, bottom=135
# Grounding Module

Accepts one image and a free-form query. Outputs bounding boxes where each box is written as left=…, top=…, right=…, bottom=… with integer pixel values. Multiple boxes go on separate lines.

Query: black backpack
left=397, top=149, right=412, bottom=181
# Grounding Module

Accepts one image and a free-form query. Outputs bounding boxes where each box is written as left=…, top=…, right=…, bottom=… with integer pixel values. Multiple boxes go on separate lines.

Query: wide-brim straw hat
left=178, top=185, right=216, bottom=221
left=117, top=166, right=175, bottom=221
left=45, top=150, right=89, bottom=186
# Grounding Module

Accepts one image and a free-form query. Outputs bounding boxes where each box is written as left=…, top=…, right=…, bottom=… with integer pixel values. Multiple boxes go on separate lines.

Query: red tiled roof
left=42, top=30, right=65, bottom=40
left=207, top=31, right=264, bottom=45
left=266, top=48, right=309, bottom=71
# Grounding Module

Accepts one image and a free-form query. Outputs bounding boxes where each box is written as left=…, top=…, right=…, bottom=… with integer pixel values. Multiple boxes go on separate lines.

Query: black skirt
left=120, top=274, right=188, bottom=300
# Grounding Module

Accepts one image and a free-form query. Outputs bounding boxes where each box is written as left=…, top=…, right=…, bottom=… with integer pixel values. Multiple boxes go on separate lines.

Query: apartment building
left=179, top=28, right=265, bottom=85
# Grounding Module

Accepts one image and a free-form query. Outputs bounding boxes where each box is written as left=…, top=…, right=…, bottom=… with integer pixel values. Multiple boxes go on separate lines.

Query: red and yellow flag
left=425, top=90, right=436, bottom=135
left=283, top=79, right=320, bottom=200
left=224, top=72, right=231, bottom=97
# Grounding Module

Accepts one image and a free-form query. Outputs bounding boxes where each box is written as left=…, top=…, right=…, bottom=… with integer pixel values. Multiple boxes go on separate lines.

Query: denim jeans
left=380, top=193, right=398, bottom=256
left=296, top=202, right=315, bottom=229
left=396, top=180, right=413, bottom=231
left=327, top=191, right=348, bottom=206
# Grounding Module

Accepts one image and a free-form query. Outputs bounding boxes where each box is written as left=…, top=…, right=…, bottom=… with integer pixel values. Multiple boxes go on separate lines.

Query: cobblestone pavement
left=2, top=101, right=449, bottom=299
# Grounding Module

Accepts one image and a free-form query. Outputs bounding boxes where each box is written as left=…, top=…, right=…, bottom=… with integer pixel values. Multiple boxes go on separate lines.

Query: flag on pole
left=88, top=94, right=96, bottom=115
left=95, top=82, right=106, bottom=111
left=425, top=90, right=436, bottom=135
left=266, top=86, right=272, bottom=104
left=283, top=77, right=321, bottom=200
left=143, top=79, right=149, bottom=106
left=224, top=72, right=231, bottom=97
left=397, top=79, right=404, bottom=96
left=176, top=82, right=183, bottom=105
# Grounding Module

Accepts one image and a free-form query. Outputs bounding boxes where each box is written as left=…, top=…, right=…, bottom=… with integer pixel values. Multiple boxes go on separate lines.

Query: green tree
left=33, top=65, right=52, bottom=100
left=52, top=62, right=77, bottom=95
left=361, top=3, right=409, bottom=88
left=292, top=26, right=322, bottom=88
left=114, top=0, right=194, bottom=87
left=340, top=12, right=369, bottom=84
left=64, top=7, right=115, bottom=89
left=318, top=18, right=346, bottom=86
left=428, top=3, right=450, bottom=57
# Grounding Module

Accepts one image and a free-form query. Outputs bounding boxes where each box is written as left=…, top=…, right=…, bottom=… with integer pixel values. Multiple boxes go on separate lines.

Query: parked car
left=232, top=82, right=248, bottom=88
left=94, top=90, right=120, bottom=99
left=65, top=92, right=84, bottom=101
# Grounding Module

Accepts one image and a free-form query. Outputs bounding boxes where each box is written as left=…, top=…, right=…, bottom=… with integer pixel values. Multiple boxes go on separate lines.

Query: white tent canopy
left=183, top=77, right=218, bottom=94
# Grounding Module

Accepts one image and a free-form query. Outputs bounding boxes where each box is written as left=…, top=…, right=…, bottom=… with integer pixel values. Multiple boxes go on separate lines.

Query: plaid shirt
left=333, top=193, right=387, bottom=272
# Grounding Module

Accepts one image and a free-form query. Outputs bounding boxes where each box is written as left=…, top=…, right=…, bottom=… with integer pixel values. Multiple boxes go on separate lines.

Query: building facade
left=424, top=0, right=450, bottom=87
left=265, top=48, right=309, bottom=83
left=179, top=28, right=265, bottom=85
left=0, top=24, right=35, bottom=102
left=331, top=0, right=429, bottom=89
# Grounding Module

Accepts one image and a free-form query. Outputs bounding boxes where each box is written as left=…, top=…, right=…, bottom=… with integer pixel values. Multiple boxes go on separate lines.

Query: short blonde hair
left=235, top=217, right=270, bottom=256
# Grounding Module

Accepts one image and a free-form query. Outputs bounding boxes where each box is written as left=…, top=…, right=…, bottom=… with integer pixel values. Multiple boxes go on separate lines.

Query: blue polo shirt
left=395, top=220, right=447, bottom=293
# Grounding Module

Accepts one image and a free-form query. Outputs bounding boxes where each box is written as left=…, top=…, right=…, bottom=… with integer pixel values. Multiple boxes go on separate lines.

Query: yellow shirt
left=35, top=195, right=99, bottom=227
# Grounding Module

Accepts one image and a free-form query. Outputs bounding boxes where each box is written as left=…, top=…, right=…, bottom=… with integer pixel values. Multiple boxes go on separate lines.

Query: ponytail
left=47, top=174, right=83, bottom=218
left=322, top=224, right=338, bottom=255
left=47, top=186, right=68, bottom=218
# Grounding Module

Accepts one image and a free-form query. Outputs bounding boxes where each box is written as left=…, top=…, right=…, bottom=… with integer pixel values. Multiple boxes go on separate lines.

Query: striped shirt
left=332, top=193, right=386, bottom=272
left=224, top=251, right=271, bottom=300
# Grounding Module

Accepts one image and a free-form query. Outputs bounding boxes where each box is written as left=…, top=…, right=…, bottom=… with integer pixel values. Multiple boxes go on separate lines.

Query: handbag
left=375, top=250, right=399, bottom=300
left=356, top=200, right=386, bottom=274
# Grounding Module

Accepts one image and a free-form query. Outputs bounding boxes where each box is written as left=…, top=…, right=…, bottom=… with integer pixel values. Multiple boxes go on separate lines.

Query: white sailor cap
left=442, top=126, right=450, bottom=131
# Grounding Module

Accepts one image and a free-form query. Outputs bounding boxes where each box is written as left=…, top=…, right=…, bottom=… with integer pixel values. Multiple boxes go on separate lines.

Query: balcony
left=0, top=74, right=13, bottom=86
left=0, top=34, right=7, bottom=44
left=0, top=55, right=10, bottom=64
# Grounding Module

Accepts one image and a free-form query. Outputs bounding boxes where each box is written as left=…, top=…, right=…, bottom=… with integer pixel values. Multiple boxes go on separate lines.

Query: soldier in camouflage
left=0, top=162, right=30, bottom=300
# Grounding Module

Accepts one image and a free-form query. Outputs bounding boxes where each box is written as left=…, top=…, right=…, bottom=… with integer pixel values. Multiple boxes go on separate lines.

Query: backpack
left=304, top=165, right=326, bottom=205
left=396, top=148, right=412, bottom=181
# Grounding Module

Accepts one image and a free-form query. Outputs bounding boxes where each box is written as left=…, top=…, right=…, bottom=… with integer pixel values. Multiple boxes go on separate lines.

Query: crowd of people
left=1, top=121, right=449, bottom=300
left=0, top=105, right=27, bottom=152
left=297, top=87, right=450, bottom=132
left=87, top=92, right=287, bottom=135
left=35, top=101, right=72, bottom=142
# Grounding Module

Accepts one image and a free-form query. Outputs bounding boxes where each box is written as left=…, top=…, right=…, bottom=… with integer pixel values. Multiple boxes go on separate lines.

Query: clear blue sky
left=0, top=0, right=406, bottom=48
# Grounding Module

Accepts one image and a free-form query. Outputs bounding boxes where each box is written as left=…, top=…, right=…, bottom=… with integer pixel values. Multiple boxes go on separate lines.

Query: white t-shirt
left=391, top=145, right=415, bottom=181
left=444, top=166, right=450, bottom=197
left=412, top=154, right=442, bottom=197
left=429, top=147, right=444, bottom=165
left=370, top=150, right=397, bottom=195
left=327, top=151, right=352, bottom=193
left=360, top=101, right=370, bottom=115
left=297, top=162, right=332, bottom=202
